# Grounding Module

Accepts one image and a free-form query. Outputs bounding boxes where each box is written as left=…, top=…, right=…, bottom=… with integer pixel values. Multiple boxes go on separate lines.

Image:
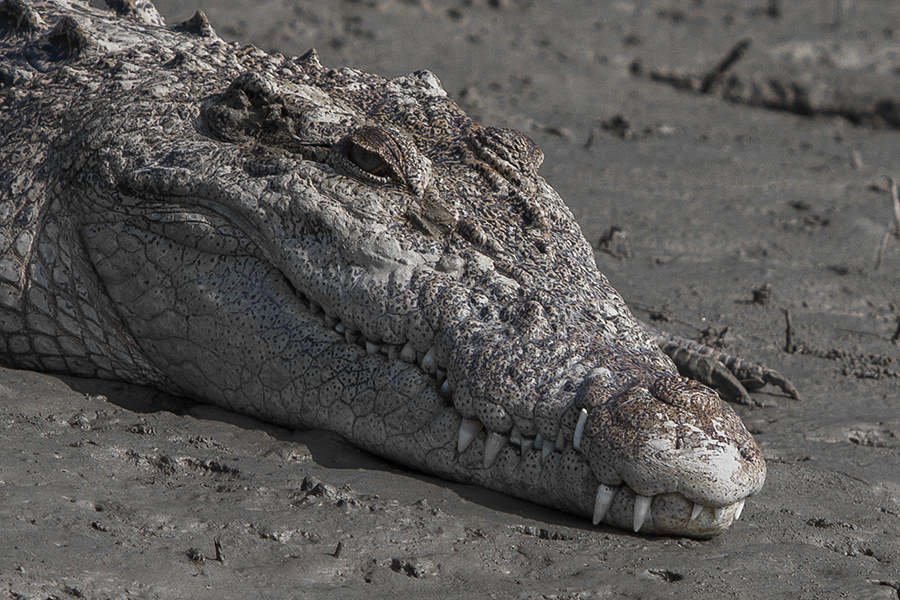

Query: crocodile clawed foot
left=643, top=324, right=800, bottom=405
left=674, top=353, right=800, bottom=406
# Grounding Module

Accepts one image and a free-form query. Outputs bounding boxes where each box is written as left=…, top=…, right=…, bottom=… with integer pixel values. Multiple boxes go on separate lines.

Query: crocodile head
left=17, top=11, right=764, bottom=537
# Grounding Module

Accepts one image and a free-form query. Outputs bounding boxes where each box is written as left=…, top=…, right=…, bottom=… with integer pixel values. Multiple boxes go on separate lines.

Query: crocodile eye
left=331, top=125, right=433, bottom=196
left=348, top=140, right=391, bottom=177
left=333, top=126, right=404, bottom=185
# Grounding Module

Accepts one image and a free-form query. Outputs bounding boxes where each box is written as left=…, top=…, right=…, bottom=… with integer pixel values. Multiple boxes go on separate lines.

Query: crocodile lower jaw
left=297, top=287, right=750, bottom=538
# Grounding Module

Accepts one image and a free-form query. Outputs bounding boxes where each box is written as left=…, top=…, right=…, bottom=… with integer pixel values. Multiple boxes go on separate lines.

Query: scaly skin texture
left=0, top=0, right=794, bottom=537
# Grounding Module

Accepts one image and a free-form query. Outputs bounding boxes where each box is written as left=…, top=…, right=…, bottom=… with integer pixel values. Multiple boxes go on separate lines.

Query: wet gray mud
left=3, top=1, right=900, bottom=598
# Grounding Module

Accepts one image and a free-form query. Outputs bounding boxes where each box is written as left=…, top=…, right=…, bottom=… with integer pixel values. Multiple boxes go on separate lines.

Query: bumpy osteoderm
left=0, top=0, right=790, bottom=537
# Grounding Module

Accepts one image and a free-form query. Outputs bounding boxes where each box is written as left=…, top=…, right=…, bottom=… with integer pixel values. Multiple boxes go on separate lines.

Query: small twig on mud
left=783, top=308, right=794, bottom=353
left=700, top=38, right=751, bottom=94
left=891, top=318, right=900, bottom=345
left=214, top=537, right=225, bottom=564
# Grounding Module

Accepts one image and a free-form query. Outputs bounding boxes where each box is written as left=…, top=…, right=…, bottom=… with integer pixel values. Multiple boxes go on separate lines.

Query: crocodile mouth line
left=96, top=198, right=752, bottom=538
left=282, top=277, right=751, bottom=536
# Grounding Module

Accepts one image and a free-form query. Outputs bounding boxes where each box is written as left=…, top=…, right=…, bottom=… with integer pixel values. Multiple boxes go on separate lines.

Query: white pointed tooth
left=457, top=418, right=484, bottom=453
left=713, top=506, right=727, bottom=524
left=483, top=432, right=507, bottom=469
left=509, top=425, right=522, bottom=446
left=633, top=494, right=653, bottom=532
left=521, top=438, right=533, bottom=451
left=534, top=433, right=544, bottom=450
left=436, top=368, right=446, bottom=381
left=592, top=484, right=617, bottom=525
left=554, top=429, right=565, bottom=451
left=541, top=442, right=552, bottom=461
left=421, top=347, right=436, bottom=373
left=690, top=503, right=704, bottom=521
left=573, top=408, right=588, bottom=450
left=400, top=342, right=417, bottom=363
left=334, top=322, right=345, bottom=334
left=365, top=341, right=381, bottom=355
left=734, top=499, right=745, bottom=521
left=439, top=380, right=452, bottom=399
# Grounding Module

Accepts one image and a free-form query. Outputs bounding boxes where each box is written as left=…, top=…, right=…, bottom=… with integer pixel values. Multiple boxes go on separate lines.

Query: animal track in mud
left=787, top=343, right=899, bottom=380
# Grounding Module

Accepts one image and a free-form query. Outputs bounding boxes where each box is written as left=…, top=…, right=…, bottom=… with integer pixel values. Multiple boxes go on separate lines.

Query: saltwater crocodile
left=0, top=0, right=797, bottom=537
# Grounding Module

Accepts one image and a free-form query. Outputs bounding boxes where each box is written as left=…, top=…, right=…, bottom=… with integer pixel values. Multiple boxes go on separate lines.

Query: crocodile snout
left=573, top=375, right=766, bottom=534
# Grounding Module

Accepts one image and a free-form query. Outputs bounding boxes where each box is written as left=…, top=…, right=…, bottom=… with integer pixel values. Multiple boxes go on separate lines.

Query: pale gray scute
left=0, top=0, right=796, bottom=538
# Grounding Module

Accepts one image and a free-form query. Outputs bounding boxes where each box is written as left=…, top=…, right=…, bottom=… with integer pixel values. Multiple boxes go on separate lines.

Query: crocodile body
left=0, top=0, right=792, bottom=537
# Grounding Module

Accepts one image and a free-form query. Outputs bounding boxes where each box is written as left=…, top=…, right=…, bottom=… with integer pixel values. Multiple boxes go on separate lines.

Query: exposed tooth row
left=315, top=304, right=582, bottom=472
left=313, top=303, right=583, bottom=468
left=516, top=429, right=567, bottom=455
left=310, top=301, right=752, bottom=534
left=457, top=413, right=575, bottom=472
left=314, top=305, right=578, bottom=471
left=593, top=484, right=748, bottom=532
left=311, top=306, right=453, bottom=392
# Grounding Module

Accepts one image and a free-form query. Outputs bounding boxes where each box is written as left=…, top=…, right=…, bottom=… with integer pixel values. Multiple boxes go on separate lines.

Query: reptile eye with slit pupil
left=331, top=125, right=433, bottom=196
left=348, top=142, right=390, bottom=176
